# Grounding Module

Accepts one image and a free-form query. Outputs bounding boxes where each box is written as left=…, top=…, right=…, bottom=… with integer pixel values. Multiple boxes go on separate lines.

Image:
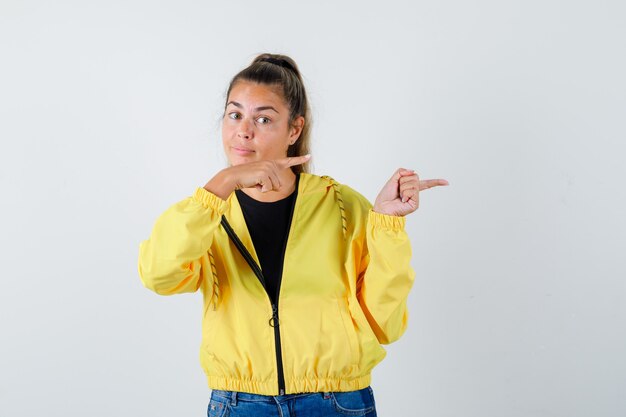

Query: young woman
left=138, top=53, right=448, bottom=417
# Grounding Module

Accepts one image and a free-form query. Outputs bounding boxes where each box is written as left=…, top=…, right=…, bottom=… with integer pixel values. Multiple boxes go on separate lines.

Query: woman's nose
left=237, top=119, right=253, bottom=139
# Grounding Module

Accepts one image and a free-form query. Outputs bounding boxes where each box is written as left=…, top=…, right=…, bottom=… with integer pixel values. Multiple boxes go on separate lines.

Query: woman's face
left=222, top=80, right=303, bottom=166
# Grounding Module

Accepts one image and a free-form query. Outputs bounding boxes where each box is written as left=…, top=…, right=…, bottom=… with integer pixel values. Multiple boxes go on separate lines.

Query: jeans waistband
left=211, top=389, right=332, bottom=405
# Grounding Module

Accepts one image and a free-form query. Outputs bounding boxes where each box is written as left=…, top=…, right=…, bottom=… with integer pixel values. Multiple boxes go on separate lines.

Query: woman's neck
left=239, top=169, right=298, bottom=202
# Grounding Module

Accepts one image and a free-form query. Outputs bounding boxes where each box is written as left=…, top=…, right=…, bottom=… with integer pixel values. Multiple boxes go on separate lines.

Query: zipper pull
left=269, top=303, right=279, bottom=327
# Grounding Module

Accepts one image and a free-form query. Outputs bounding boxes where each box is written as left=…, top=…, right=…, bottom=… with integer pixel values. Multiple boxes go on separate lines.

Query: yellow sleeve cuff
left=368, top=209, right=406, bottom=231
left=193, top=187, right=229, bottom=214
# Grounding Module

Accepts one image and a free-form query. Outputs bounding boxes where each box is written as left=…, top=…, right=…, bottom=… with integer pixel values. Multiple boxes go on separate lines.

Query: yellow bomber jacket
left=138, top=173, right=415, bottom=395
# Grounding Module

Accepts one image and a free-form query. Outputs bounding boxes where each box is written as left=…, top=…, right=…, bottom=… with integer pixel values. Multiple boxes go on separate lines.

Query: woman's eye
left=257, top=117, right=270, bottom=124
left=227, top=112, right=241, bottom=120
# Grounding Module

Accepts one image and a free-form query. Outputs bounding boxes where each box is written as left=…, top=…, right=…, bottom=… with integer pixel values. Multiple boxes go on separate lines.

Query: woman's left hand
left=373, top=168, right=449, bottom=217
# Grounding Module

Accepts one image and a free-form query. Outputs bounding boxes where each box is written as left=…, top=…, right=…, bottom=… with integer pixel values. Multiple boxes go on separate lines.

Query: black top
left=235, top=176, right=298, bottom=302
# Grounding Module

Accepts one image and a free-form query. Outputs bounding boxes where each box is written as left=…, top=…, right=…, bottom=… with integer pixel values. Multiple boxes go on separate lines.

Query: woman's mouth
left=232, top=146, right=255, bottom=155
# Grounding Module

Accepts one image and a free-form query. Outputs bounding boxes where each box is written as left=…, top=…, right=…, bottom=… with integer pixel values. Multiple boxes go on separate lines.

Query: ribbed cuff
left=193, top=187, right=229, bottom=213
left=368, top=209, right=406, bottom=230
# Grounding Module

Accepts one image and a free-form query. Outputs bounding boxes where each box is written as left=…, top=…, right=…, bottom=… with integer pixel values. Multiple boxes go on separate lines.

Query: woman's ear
left=289, top=116, right=305, bottom=143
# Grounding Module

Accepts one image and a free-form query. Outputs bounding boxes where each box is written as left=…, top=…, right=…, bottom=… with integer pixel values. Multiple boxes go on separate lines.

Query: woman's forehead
left=228, top=81, right=286, bottom=107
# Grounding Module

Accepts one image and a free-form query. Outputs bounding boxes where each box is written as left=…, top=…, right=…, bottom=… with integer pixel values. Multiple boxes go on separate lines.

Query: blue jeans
left=207, top=386, right=377, bottom=417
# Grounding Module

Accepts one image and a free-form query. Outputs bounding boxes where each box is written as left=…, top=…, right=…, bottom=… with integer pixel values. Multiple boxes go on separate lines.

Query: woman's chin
left=229, top=155, right=255, bottom=166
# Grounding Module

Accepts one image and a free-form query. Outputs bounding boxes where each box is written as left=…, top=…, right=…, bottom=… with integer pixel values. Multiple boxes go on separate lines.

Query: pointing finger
left=276, top=154, right=311, bottom=169
left=419, top=179, right=449, bottom=191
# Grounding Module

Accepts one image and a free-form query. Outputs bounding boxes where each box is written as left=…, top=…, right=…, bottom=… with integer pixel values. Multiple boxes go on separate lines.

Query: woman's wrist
left=372, top=205, right=402, bottom=217
left=372, top=204, right=385, bottom=215
left=203, top=169, right=236, bottom=200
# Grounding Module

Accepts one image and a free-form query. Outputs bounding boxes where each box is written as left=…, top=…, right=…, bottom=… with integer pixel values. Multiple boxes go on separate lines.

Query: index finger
left=275, top=154, right=311, bottom=169
left=419, top=179, right=449, bottom=190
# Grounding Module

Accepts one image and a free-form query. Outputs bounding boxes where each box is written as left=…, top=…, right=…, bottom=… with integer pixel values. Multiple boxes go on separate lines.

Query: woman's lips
left=232, top=146, right=255, bottom=155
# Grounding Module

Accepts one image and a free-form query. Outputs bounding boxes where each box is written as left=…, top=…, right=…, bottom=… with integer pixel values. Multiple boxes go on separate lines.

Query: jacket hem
left=207, top=373, right=372, bottom=395
left=288, top=374, right=372, bottom=394
left=207, top=375, right=275, bottom=395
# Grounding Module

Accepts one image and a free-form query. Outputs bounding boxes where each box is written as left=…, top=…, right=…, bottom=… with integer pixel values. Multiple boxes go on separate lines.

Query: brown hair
left=224, top=53, right=312, bottom=174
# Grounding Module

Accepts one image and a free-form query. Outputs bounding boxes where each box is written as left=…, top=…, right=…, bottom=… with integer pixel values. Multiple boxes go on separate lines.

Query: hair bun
left=258, top=56, right=297, bottom=73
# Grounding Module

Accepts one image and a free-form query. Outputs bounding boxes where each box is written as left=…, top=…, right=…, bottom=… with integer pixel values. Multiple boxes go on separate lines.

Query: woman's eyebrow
left=226, top=101, right=280, bottom=114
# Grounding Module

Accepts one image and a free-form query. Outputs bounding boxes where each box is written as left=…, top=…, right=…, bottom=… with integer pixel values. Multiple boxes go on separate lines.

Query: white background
left=1, top=0, right=625, bottom=416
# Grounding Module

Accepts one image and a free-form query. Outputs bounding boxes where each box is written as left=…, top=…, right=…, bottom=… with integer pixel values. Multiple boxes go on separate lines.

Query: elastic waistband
left=207, top=373, right=372, bottom=394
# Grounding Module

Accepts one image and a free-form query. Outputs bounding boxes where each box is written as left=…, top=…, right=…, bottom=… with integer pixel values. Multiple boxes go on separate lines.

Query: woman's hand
left=203, top=155, right=311, bottom=200
left=373, top=168, right=449, bottom=217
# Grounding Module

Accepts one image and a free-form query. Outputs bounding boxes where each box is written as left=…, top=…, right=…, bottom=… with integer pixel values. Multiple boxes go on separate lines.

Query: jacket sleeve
left=137, top=187, right=229, bottom=296
left=356, top=210, right=416, bottom=345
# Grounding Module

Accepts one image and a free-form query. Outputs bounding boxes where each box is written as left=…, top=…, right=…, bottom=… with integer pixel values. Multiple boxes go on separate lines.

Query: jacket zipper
left=220, top=174, right=299, bottom=396
left=269, top=302, right=285, bottom=395
left=270, top=173, right=299, bottom=395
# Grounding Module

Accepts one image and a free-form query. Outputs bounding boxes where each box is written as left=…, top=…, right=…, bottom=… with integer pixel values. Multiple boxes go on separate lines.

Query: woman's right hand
left=203, top=155, right=310, bottom=200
